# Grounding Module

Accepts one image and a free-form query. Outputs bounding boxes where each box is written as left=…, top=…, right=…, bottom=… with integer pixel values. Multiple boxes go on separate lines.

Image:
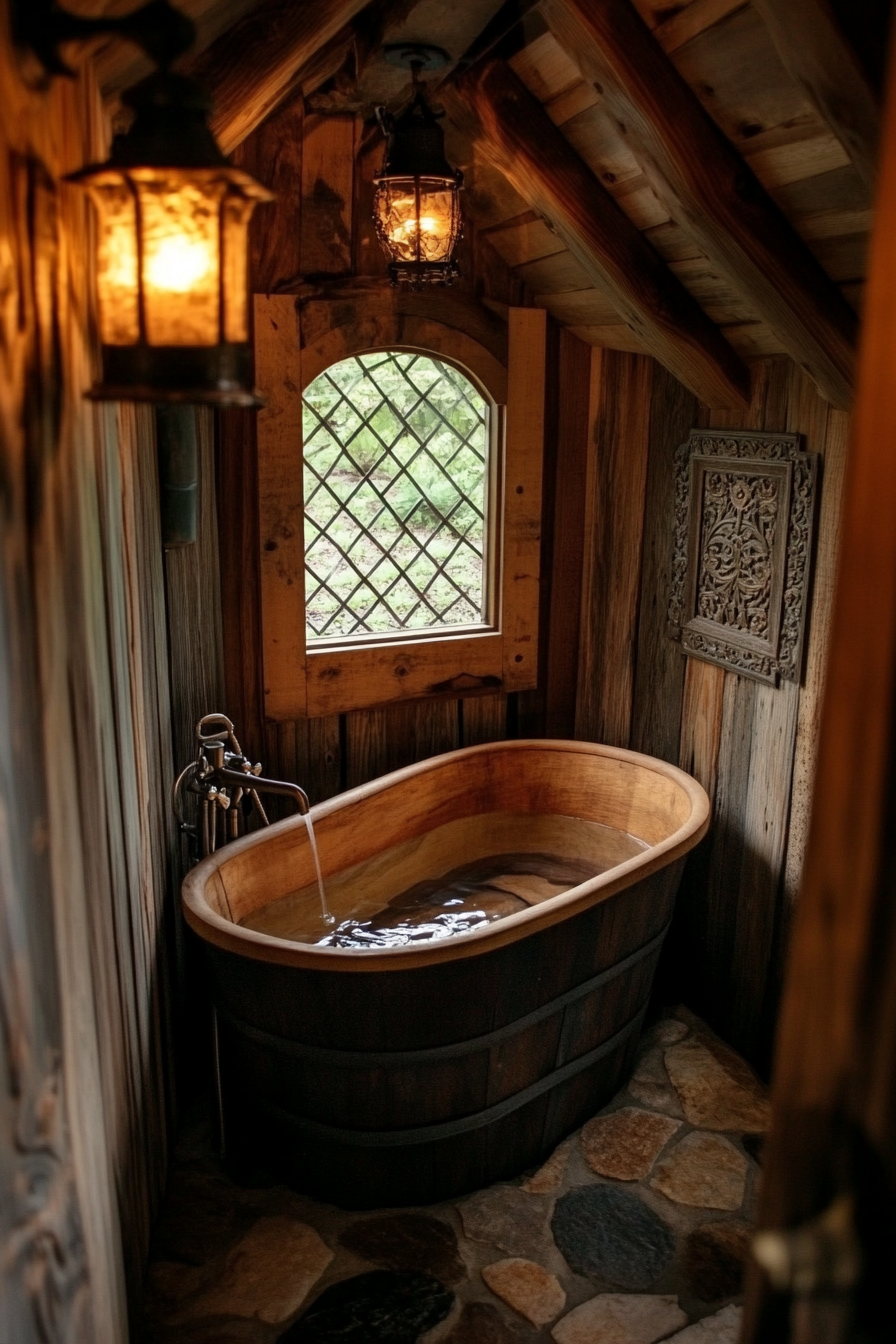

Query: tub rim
left=181, top=738, right=710, bottom=973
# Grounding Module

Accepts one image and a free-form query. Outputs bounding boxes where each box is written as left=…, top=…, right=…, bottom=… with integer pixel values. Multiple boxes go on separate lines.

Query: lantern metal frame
left=15, top=0, right=273, bottom=407
left=373, top=50, right=464, bottom=290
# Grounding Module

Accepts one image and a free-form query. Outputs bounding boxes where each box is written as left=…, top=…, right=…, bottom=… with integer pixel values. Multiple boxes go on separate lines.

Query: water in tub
left=239, top=812, right=648, bottom=949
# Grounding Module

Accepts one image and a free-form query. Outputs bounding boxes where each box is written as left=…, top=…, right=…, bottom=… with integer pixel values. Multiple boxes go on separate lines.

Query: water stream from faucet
left=304, top=813, right=334, bottom=926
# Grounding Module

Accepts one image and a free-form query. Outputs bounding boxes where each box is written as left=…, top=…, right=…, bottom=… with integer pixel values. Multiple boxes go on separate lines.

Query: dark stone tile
left=459, top=1186, right=552, bottom=1259
left=442, top=1302, right=530, bottom=1342
left=551, top=1186, right=675, bottom=1290
left=279, top=1271, right=454, bottom=1342
left=339, top=1213, right=466, bottom=1286
left=685, top=1222, right=751, bottom=1301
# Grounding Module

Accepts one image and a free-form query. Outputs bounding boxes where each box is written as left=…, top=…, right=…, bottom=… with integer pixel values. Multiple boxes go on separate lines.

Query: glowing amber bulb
left=145, top=233, right=213, bottom=292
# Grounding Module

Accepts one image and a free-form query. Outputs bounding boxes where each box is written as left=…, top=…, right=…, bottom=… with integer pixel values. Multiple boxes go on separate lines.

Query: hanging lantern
left=68, top=70, right=273, bottom=405
left=373, top=55, right=463, bottom=289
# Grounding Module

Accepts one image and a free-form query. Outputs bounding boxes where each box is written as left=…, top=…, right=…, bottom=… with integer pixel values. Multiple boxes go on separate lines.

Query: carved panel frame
left=668, top=429, right=818, bottom=685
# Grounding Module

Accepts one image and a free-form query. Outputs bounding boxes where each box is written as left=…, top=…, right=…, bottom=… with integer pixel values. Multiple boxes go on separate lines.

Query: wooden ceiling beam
left=444, top=60, right=750, bottom=408
left=185, top=0, right=373, bottom=154
left=542, top=0, right=858, bottom=409
left=752, top=0, right=880, bottom=194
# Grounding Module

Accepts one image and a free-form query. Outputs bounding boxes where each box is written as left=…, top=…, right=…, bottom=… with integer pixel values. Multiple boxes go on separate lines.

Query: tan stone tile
left=664, top=1038, right=771, bottom=1132
left=481, top=1258, right=566, bottom=1327
left=181, top=1215, right=333, bottom=1324
left=666, top=1303, right=743, bottom=1341
left=581, top=1108, right=681, bottom=1180
left=551, top=1293, right=687, bottom=1343
left=650, top=1134, right=748, bottom=1211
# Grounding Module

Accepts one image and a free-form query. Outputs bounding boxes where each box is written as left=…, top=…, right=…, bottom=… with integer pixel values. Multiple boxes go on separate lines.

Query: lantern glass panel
left=83, top=172, right=141, bottom=345
left=375, top=176, right=460, bottom=264
left=135, top=168, right=226, bottom=346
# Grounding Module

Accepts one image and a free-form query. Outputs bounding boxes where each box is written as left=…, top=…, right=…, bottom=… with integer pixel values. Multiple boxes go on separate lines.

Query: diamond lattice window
left=303, top=351, right=490, bottom=642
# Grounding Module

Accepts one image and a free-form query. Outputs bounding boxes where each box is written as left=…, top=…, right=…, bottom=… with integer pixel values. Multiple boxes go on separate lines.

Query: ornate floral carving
left=668, top=430, right=818, bottom=685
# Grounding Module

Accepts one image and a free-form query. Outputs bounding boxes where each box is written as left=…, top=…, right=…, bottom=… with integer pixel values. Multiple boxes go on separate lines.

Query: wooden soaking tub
left=183, top=740, right=709, bottom=1208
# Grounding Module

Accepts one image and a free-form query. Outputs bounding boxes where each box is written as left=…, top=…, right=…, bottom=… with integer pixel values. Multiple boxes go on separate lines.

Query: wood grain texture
left=543, top=0, right=858, bottom=408
left=307, top=634, right=506, bottom=719
left=575, top=351, right=652, bottom=747
left=544, top=328, right=592, bottom=736
left=461, top=693, right=509, bottom=746
left=444, top=60, right=751, bottom=409
left=503, top=307, right=547, bottom=690
left=217, top=404, right=266, bottom=764
left=232, top=89, right=303, bottom=293
left=255, top=296, right=307, bottom=722
left=217, top=104, right=533, bottom=803
left=783, top=403, right=850, bottom=906
left=0, top=46, right=183, bottom=1340
left=164, top=408, right=226, bottom=783
left=752, top=0, right=880, bottom=193
left=744, top=22, right=896, bottom=1338
left=678, top=658, right=726, bottom=803
left=301, top=115, right=355, bottom=279
left=185, top=740, right=710, bottom=963
left=653, top=0, right=747, bottom=54
left=187, top=0, right=371, bottom=153
left=630, top=362, right=697, bottom=763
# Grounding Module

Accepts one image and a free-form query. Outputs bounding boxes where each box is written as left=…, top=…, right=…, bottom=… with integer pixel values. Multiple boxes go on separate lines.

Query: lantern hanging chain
left=15, top=0, right=196, bottom=81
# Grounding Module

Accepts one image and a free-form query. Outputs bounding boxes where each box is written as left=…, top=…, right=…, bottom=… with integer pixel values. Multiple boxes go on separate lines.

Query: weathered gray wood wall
left=577, top=351, right=849, bottom=1069
left=0, top=30, right=178, bottom=1342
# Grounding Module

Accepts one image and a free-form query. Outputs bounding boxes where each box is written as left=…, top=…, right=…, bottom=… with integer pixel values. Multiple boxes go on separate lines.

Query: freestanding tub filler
left=182, top=739, right=710, bottom=1207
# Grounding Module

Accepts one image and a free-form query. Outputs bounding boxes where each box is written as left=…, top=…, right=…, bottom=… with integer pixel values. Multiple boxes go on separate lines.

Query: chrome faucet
left=173, top=713, right=309, bottom=864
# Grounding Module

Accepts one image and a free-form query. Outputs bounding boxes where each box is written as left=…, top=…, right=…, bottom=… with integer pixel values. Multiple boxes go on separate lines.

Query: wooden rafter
left=542, top=0, right=858, bottom=409
left=752, top=0, right=880, bottom=194
left=186, top=0, right=372, bottom=153
left=444, top=60, right=750, bottom=410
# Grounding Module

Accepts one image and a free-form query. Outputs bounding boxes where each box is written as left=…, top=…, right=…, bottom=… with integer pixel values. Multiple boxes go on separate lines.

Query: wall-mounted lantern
left=17, top=0, right=273, bottom=406
left=69, top=73, right=272, bottom=405
left=373, top=45, right=463, bottom=289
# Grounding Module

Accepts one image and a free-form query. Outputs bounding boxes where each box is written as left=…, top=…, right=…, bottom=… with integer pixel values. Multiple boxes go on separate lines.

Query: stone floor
left=138, top=1006, right=770, bottom=1344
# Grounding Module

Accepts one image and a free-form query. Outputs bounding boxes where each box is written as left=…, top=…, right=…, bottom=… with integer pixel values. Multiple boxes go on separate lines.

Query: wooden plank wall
left=578, top=351, right=849, bottom=1071
left=0, top=26, right=179, bottom=1340
left=213, top=93, right=849, bottom=1082
left=216, top=91, right=593, bottom=805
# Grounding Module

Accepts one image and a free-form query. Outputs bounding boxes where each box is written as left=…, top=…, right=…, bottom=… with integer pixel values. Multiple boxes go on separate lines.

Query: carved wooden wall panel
left=668, top=429, right=818, bottom=685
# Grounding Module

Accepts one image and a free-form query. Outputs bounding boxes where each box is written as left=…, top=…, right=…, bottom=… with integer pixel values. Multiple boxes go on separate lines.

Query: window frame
left=255, top=295, right=545, bottom=720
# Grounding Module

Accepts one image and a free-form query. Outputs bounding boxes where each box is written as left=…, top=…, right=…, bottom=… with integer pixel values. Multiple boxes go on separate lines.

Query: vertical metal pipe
left=155, top=403, right=198, bottom=547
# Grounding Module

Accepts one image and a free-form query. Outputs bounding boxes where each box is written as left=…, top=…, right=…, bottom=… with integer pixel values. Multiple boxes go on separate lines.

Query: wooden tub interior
left=185, top=740, right=709, bottom=967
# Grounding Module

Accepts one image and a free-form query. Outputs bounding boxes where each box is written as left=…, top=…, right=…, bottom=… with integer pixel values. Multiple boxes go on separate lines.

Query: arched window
left=302, top=351, right=493, bottom=643
left=255, top=299, right=546, bottom=719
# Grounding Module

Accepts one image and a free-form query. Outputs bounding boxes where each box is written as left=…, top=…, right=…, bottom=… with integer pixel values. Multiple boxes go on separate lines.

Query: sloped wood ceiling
left=96, top=0, right=878, bottom=409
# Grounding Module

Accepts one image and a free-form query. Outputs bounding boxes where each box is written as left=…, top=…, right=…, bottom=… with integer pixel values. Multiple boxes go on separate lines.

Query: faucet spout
left=218, top=767, right=310, bottom=815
